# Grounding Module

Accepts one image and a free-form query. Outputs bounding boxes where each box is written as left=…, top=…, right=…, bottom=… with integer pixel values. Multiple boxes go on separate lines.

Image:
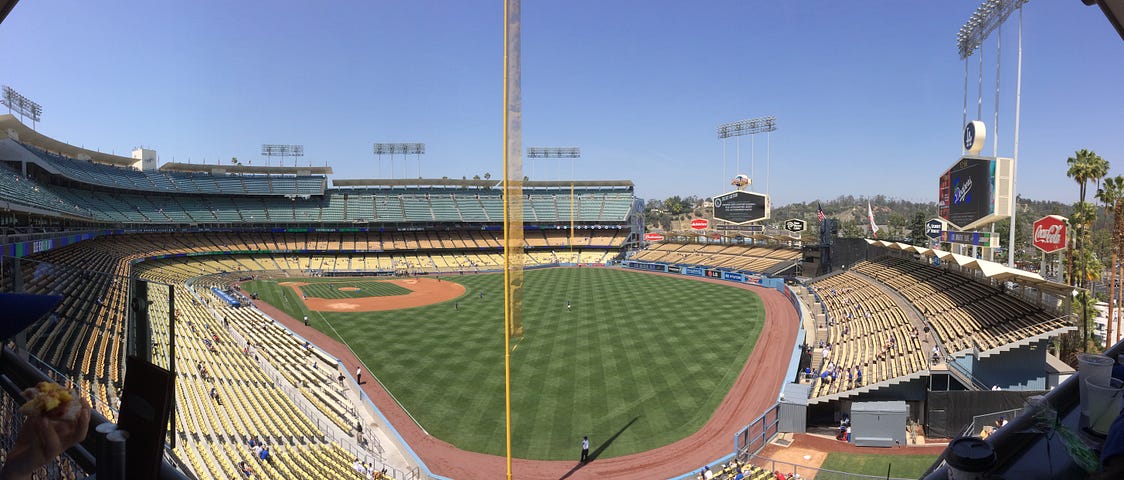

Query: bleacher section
left=851, top=256, right=1072, bottom=355
left=806, top=272, right=928, bottom=400
left=144, top=276, right=369, bottom=480
left=14, top=241, right=436, bottom=479
left=632, top=243, right=800, bottom=274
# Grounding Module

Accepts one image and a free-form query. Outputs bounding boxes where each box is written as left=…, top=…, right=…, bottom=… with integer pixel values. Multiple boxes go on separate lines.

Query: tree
left=1096, top=175, right=1124, bottom=345
left=1066, top=150, right=1107, bottom=296
left=907, top=211, right=929, bottom=246
left=1068, top=149, right=1104, bottom=206
left=1070, top=200, right=1100, bottom=349
left=473, top=175, right=481, bottom=181
left=484, top=172, right=492, bottom=180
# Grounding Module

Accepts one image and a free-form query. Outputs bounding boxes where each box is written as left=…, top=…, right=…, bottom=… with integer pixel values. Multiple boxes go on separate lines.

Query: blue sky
left=1, top=1, right=1120, bottom=206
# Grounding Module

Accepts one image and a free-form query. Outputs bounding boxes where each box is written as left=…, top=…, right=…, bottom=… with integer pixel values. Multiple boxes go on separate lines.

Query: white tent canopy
left=864, top=239, right=1073, bottom=296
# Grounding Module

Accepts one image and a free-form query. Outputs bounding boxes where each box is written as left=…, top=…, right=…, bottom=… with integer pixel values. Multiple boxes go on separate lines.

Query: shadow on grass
left=558, top=416, right=640, bottom=480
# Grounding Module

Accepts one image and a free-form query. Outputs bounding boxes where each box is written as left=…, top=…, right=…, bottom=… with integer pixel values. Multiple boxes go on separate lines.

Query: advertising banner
left=722, top=271, right=746, bottom=283
left=1032, top=215, right=1067, bottom=254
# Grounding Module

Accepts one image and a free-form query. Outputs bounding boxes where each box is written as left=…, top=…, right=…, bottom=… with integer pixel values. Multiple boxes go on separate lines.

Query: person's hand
left=0, top=398, right=91, bottom=480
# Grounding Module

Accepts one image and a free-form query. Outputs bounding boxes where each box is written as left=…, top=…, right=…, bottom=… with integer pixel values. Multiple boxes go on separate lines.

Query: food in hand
left=19, top=381, right=81, bottom=421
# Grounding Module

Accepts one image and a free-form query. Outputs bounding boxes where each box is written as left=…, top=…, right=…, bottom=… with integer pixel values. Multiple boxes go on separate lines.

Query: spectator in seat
left=238, top=460, right=253, bottom=477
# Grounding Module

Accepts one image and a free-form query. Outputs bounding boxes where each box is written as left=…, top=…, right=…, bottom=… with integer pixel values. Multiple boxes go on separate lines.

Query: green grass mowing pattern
left=247, top=268, right=765, bottom=460
left=297, top=281, right=412, bottom=299
left=816, top=453, right=939, bottom=480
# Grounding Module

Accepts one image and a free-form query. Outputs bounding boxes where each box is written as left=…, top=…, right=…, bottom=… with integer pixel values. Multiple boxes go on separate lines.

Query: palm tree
left=1096, top=175, right=1124, bottom=346
left=1071, top=201, right=1100, bottom=349
left=1068, top=149, right=1102, bottom=205
left=1066, top=150, right=1107, bottom=288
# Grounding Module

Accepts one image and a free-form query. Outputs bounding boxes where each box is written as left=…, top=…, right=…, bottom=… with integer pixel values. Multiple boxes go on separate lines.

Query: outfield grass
left=297, top=280, right=411, bottom=299
left=816, top=453, right=939, bottom=480
left=245, top=268, right=765, bottom=460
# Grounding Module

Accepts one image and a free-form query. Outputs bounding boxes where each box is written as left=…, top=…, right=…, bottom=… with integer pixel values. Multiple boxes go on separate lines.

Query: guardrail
left=741, top=452, right=918, bottom=480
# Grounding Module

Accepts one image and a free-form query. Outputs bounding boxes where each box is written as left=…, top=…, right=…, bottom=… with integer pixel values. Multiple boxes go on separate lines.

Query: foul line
left=311, top=305, right=430, bottom=437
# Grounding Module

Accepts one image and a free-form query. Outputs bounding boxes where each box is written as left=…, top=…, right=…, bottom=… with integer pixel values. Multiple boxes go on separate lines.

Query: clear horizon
left=0, top=1, right=1120, bottom=206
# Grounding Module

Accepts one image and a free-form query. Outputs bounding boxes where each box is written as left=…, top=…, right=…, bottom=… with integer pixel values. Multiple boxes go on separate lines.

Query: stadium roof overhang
left=334, top=178, right=500, bottom=188
left=0, top=114, right=136, bottom=166
left=0, top=0, right=18, bottom=26
left=1084, top=0, right=1124, bottom=41
left=332, top=178, right=635, bottom=189
left=864, top=239, right=1075, bottom=296
left=160, top=162, right=332, bottom=176
left=523, top=180, right=635, bottom=188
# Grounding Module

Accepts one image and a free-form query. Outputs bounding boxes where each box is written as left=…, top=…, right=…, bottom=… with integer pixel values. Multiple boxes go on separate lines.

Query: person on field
left=580, top=435, right=590, bottom=463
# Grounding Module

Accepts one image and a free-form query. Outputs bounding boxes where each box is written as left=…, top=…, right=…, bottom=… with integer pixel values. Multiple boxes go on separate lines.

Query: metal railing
left=961, top=407, right=1023, bottom=438
left=740, top=452, right=919, bottom=480
left=944, top=355, right=991, bottom=391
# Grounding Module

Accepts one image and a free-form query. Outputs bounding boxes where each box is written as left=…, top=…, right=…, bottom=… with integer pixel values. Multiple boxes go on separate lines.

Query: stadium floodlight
left=956, top=0, right=1026, bottom=268
left=526, top=147, right=581, bottom=179
left=716, top=116, right=776, bottom=139
left=1, top=85, right=43, bottom=127
left=956, top=0, right=1027, bottom=60
left=373, top=142, right=426, bottom=178
left=260, top=144, right=305, bottom=167
left=716, top=116, right=778, bottom=198
left=526, top=147, right=580, bottom=158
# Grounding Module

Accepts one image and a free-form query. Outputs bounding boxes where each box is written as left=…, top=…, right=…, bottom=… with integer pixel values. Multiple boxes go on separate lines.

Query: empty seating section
left=13, top=249, right=130, bottom=419
left=632, top=243, right=800, bottom=273
left=806, top=272, right=926, bottom=399
left=0, top=162, right=94, bottom=217
left=19, top=142, right=328, bottom=197
left=18, top=240, right=384, bottom=479
left=143, top=282, right=366, bottom=479
left=851, top=256, right=1071, bottom=354
left=0, top=159, right=635, bottom=225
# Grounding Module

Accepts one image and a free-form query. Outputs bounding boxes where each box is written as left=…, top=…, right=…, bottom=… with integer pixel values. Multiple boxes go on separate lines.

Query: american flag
left=817, top=204, right=826, bottom=223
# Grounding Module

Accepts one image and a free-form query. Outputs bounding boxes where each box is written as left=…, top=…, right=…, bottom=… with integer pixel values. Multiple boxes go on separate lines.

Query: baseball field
left=242, top=267, right=765, bottom=460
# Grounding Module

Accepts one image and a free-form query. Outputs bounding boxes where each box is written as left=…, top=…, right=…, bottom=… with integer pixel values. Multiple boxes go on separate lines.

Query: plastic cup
left=1084, top=377, right=1124, bottom=435
left=946, top=437, right=995, bottom=480
left=1077, top=353, right=1114, bottom=423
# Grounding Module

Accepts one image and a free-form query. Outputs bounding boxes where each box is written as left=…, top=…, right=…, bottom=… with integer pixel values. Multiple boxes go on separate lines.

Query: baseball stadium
left=1, top=1, right=1123, bottom=480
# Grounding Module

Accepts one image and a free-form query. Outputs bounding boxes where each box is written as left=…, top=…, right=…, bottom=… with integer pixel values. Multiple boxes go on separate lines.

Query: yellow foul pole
left=570, top=180, right=575, bottom=262
left=502, top=0, right=524, bottom=478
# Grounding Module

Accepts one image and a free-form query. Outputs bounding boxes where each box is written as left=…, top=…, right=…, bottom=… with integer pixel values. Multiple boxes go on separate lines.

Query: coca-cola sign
left=1032, top=215, right=1068, bottom=254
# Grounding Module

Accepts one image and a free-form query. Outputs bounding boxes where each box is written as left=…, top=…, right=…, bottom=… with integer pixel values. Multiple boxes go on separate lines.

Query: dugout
left=850, top=401, right=907, bottom=447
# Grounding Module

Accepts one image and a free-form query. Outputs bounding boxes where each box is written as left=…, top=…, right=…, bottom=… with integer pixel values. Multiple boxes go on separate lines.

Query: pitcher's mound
left=285, top=277, right=465, bottom=312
